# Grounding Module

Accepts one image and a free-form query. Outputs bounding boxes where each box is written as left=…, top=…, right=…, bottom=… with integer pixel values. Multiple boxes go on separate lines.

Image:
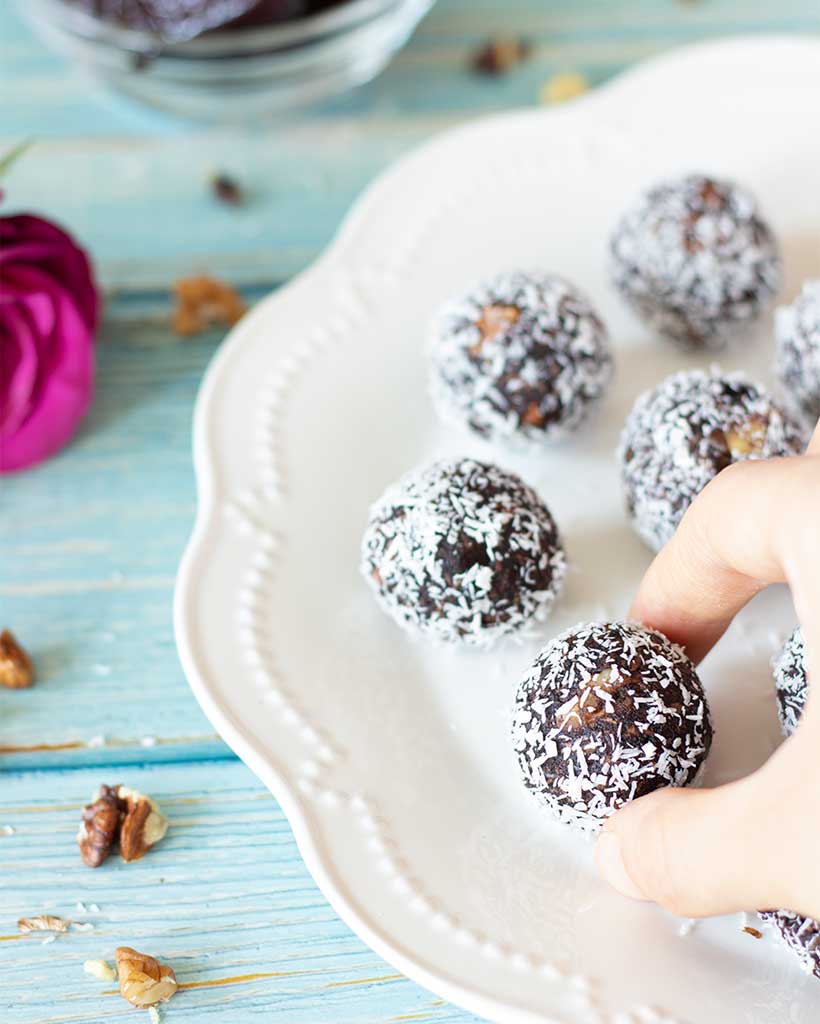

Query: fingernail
left=595, top=831, right=648, bottom=902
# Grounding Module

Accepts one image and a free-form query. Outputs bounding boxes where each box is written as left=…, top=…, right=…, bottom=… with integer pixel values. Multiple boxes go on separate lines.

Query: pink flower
left=1, top=214, right=98, bottom=473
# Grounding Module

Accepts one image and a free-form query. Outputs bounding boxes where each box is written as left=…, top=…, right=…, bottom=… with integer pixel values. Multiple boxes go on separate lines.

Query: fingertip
left=595, top=829, right=648, bottom=902
left=597, top=788, right=696, bottom=914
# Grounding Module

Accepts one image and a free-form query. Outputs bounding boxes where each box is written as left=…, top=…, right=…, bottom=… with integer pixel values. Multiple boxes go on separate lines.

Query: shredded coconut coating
left=760, top=910, right=820, bottom=979
left=772, top=627, right=808, bottom=738
left=511, top=621, right=713, bottom=831
left=429, top=271, right=613, bottom=446
left=361, top=458, right=565, bottom=646
left=775, top=280, right=820, bottom=428
left=610, top=174, right=781, bottom=349
left=619, top=368, right=803, bottom=552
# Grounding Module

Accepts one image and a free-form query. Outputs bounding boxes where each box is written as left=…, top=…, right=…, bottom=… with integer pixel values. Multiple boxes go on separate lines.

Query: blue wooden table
left=2, top=3, right=819, bottom=1021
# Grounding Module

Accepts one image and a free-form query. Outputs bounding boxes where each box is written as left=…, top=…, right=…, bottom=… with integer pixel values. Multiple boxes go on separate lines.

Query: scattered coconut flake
left=88, top=903, right=101, bottom=913
left=84, top=959, right=117, bottom=981
left=72, top=922, right=95, bottom=932
left=140, top=736, right=158, bottom=748
left=2, top=824, right=15, bottom=835
left=76, top=901, right=88, bottom=913
left=679, top=918, right=698, bottom=937
left=92, top=664, right=112, bottom=677
left=87, top=735, right=106, bottom=749
left=149, top=1007, right=162, bottom=1024
left=41, top=935, right=57, bottom=946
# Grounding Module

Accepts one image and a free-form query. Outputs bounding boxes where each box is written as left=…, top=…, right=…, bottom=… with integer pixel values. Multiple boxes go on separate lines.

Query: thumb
left=594, top=733, right=816, bottom=918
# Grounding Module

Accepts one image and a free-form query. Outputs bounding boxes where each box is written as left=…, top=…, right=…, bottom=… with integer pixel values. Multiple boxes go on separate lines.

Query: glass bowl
left=20, top=0, right=435, bottom=121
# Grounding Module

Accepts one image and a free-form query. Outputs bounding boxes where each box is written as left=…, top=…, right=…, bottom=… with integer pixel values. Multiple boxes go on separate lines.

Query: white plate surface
left=175, top=37, right=820, bottom=1024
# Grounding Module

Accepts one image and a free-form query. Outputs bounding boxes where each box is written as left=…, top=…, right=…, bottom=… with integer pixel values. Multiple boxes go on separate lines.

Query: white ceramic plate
left=175, top=37, right=820, bottom=1024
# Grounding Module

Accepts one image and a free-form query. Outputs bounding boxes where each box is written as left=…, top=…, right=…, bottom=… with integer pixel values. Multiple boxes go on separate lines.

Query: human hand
left=594, top=423, right=820, bottom=921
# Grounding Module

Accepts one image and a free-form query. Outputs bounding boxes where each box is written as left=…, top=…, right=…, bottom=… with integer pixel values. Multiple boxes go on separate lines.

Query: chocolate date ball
left=772, top=627, right=809, bottom=737
left=512, top=621, right=713, bottom=830
left=760, top=632, right=813, bottom=977
left=610, top=174, right=781, bottom=349
left=775, top=281, right=820, bottom=429
left=361, top=457, right=565, bottom=646
left=619, top=369, right=803, bottom=552
left=759, top=911, right=820, bottom=980
left=429, top=271, right=613, bottom=446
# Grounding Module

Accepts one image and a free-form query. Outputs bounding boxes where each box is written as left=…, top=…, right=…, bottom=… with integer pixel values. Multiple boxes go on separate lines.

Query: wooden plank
left=0, top=299, right=231, bottom=770
left=0, top=760, right=480, bottom=1022
left=0, top=130, right=417, bottom=290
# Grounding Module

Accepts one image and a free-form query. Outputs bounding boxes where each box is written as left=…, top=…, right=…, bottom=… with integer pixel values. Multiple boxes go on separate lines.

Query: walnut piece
left=472, top=37, right=531, bottom=76
left=172, top=275, right=246, bottom=337
left=0, top=630, right=34, bottom=689
left=77, top=785, right=125, bottom=867
left=77, top=785, right=169, bottom=866
left=521, top=401, right=545, bottom=427
left=477, top=304, right=519, bottom=342
left=116, top=947, right=178, bottom=1008
left=18, top=915, right=70, bottom=934
left=84, top=958, right=117, bottom=981
left=117, top=786, right=169, bottom=863
left=558, top=668, right=628, bottom=732
left=470, top=304, right=520, bottom=355
left=725, top=415, right=768, bottom=457
left=211, top=173, right=243, bottom=206
left=539, top=71, right=590, bottom=105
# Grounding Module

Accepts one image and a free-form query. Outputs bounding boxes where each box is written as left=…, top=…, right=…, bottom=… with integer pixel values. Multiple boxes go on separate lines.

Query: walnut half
left=77, top=785, right=125, bottom=868
left=117, top=787, right=169, bottom=863
left=725, top=415, right=768, bottom=458
left=77, top=785, right=169, bottom=867
left=116, top=947, right=177, bottom=1008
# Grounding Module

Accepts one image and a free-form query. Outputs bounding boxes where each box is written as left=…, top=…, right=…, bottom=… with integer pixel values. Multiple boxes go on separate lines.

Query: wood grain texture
left=1, top=1, right=818, bottom=1019
left=2, top=2, right=819, bottom=289
left=0, top=762, right=477, bottom=1023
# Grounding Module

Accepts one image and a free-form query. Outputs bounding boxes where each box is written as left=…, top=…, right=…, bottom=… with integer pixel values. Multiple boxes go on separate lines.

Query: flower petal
left=0, top=304, right=39, bottom=437
left=0, top=214, right=98, bottom=473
